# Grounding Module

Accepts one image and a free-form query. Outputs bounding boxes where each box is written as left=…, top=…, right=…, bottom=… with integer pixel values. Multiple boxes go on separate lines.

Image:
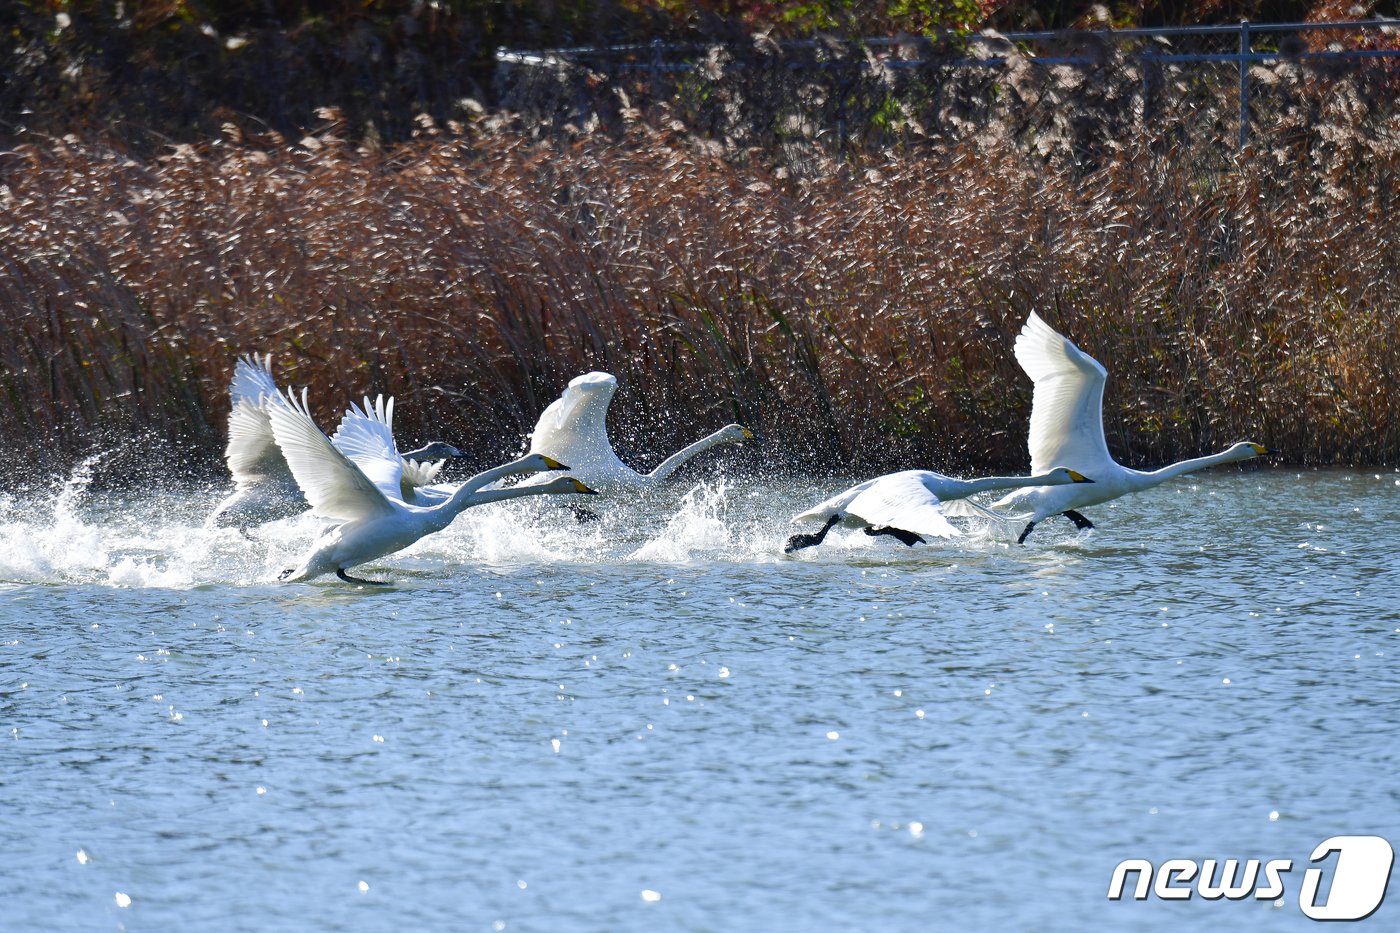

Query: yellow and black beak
left=541, top=455, right=568, bottom=470
left=740, top=427, right=755, bottom=440
left=569, top=479, right=600, bottom=495
left=1250, top=444, right=1277, bottom=457
left=1068, top=469, right=1095, bottom=483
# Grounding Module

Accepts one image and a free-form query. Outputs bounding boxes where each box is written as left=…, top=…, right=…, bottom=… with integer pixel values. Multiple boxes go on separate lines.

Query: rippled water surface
left=3, top=466, right=1399, bottom=931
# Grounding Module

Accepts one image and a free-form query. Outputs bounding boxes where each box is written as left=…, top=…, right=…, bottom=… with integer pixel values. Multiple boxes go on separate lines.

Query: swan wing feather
left=844, top=472, right=961, bottom=539
left=225, top=398, right=293, bottom=484
left=399, top=457, right=445, bottom=493
left=330, top=395, right=408, bottom=504
left=268, top=388, right=397, bottom=522
left=1016, top=312, right=1115, bottom=475
left=791, top=476, right=881, bottom=524
left=230, top=354, right=282, bottom=407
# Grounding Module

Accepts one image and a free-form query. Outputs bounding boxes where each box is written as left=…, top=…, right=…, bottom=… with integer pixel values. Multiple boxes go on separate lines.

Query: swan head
left=518, top=453, right=569, bottom=473
left=538, top=476, right=599, bottom=496
left=1049, top=468, right=1095, bottom=484
left=716, top=424, right=754, bottom=444
left=1230, top=441, right=1276, bottom=460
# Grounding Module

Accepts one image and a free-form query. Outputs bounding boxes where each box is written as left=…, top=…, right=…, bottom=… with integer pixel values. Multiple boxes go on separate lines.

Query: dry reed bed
left=1, top=111, right=1397, bottom=485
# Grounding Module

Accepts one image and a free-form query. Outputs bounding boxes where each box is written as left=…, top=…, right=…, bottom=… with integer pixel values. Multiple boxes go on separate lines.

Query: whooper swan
left=209, top=354, right=463, bottom=529
left=991, top=312, right=1274, bottom=543
left=269, top=389, right=594, bottom=584
left=785, top=467, right=1093, bottom=553
left=520, top=372, right=751, bottom=491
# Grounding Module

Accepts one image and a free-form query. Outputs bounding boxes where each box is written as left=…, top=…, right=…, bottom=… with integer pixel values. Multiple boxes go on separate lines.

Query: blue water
left=2, top=467, right=1398, bottom=931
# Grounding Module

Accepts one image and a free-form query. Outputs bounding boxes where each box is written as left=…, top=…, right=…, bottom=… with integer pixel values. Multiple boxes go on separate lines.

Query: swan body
left=785, top=467, right=1093, bottom=552
left=268, top=389, right=592, bottom=583
left=209, top=355, right=465, bottom=529
left=518, top=372, right=751, bottom=491
left=992, top=312, right=1273, bottom=542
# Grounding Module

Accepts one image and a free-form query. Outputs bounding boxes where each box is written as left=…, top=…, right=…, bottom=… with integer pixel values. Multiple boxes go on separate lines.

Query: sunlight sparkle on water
left=2, top=470, right=1397, bottom=932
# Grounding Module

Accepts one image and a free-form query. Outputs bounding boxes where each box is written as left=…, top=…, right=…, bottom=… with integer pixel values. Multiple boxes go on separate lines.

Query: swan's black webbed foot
left=572, top=506, right=601, bottom=524
left=1016, top=521, right=1037, bottom=545
left=279, top=568, right=296, bottom=580
left=336, top=569, right=389, bottom=586
left=784, top=514, right=841, bottom=553
left=863, top=525, right=925, bottom=547
left=1063, top=510, right=1094, bottom=530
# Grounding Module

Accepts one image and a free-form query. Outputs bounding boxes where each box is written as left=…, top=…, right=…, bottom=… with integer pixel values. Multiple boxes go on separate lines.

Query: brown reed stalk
left=1, top=62, right=1397, bottom=488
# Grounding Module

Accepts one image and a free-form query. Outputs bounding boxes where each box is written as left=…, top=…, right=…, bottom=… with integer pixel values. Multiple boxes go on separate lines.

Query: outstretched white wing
left=268, top=388, right=396, bottom=523
left=229, top=354, right=282, bottom=408
left=1015, top=312, right=1115, bottom=476
left=224, top=354, right=293, bottom=485
left=330, top=395, right=407, bottom=504
left=941, top=496, right=1027, bottom=524
left=225, top=399, right=293, bottom=485
left=791, top=476, right=880, bottom=525
left=526, top=372, right=619, bottom=469
left=843, top=471, right=960, bottom=539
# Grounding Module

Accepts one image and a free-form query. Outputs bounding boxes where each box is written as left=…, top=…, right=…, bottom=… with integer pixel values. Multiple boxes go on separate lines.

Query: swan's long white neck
left=646, top=429, right=735, bottom=482
left=423, top=480, right=561, bottom=531
left=959, top=472, right=1067, bottom=496
left=1137, top=447, right=1254, bottom=486
left=457, top=457, right=538, bottom=496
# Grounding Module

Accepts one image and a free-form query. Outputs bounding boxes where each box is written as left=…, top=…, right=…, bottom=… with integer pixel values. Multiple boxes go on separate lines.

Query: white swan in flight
left=991, top=311, right=1274, bottom=543
left=785, top=467, right=1093, bottom=552
left=269, top=390, right=595, bottom=584
left=209, top=355, right=463, bottom=529
left=333, top=396, right=566, bottom=506
left=518, top=372, right=752, bottom=491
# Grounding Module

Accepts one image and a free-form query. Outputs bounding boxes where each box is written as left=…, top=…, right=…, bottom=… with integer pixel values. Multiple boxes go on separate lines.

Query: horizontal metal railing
left=497, top=20, right=1400, bottom=150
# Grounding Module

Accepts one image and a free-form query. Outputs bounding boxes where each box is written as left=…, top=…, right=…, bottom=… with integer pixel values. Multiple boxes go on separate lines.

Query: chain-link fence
left=497, top=20, right=1400, bottom=169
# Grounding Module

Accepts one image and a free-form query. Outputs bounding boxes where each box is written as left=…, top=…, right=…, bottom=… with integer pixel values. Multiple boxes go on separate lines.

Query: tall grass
left=2, top=56, right=1398, bottom=485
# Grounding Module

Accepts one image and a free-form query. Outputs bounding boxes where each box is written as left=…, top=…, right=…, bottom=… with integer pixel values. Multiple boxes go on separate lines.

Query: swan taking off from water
left=209, top=355, right=464, bottom=530
left=334, top=396, right=569, bottom=507
left=992, top=312, right=1275, bottom=543
left=785, top=467, right=1094, bottom=553
left=268, top=389, right=595, bottom=584
left=520, top=372, right=752, bottom=491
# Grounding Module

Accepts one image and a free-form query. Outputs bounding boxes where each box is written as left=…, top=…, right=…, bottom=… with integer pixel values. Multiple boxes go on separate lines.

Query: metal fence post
left=1238, top=20, right=1251, bottom=151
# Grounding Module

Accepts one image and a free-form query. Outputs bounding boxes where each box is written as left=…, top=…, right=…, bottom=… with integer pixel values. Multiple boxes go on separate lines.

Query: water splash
left=0, top=470, right=1018, bottom=588
left=0, top=454, right=111, bottom=582
left=628, top=482, right=733, bottom=561
left=0, top=455, right=313, bottom=588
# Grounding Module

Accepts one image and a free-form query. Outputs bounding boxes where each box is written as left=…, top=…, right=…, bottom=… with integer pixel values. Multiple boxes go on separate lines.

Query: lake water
left=2, top=464, right=1398, bottom=931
